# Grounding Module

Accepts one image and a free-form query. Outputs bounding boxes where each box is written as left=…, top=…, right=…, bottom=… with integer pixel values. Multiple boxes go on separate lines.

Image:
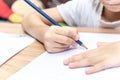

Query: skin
left=22, top=0, right=120, bottom=74
left=22, top=8, right=79, bottom=53
left=64, top=0, right=120, bottom=74
left=64, top=41, right=120, bottom=74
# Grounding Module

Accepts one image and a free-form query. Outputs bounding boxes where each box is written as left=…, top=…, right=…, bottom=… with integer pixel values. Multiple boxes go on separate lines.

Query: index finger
left=51, top=26, right=79, bottom=41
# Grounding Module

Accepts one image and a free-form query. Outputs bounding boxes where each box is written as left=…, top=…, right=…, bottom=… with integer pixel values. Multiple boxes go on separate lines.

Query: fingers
left=65, top=55, right=102, bottom=68
left=51, top=26, right=79, bottom=41
left=63, top=48, right=109, bottom=74
left=45, top=32, right=77, bottom=48
left=44, top=26, right=79, bottom=52
left=64, top=54, right=83, bottom=65
left=64, top=49, right=103, bottom=65
left=53, top=33, right=77, bottom=46
left=44, top=39, right=72, bottom=53
left=63, top=41, right=120, bottom=74
left=64, top=54, right=109, bottom=74
left=85, top=61, right=108, bottom=74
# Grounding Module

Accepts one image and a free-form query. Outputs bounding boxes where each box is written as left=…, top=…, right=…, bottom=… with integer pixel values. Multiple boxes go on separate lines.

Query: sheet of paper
left=0, top=32, right=35, bottom=66
left=8, top=32, right=120, bottom=80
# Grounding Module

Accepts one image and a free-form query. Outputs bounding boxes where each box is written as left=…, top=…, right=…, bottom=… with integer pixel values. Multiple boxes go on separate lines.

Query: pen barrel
left=24, top=0, right=61, bottom=26
left=24, top=0, right=86, bottom=48
left=76, top=40, right=82, bottom=45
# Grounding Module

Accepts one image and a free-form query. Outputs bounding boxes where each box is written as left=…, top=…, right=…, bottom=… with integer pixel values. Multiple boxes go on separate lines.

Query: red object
left=0, top=0, right=13, bottom=19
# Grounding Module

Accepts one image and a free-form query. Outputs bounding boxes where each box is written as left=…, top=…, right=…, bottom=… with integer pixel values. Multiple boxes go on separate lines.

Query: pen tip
left=81, top=44, right=88, bottom=49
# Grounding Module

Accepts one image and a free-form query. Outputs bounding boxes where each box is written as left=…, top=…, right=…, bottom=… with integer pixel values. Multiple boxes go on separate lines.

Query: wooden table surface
left=0, top=22, right=120, bottom=80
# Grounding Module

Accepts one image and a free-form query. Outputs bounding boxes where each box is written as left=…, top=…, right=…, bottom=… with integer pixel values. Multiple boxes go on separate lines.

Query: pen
left=24, top=0, right=87, bottom=49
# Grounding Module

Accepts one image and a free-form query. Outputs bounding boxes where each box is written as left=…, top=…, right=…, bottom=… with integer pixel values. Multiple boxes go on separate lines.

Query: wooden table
left=0, top=22, right=120, bottom=80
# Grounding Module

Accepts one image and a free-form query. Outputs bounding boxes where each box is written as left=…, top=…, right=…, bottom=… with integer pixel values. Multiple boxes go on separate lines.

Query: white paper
left=7, top=32, right=120, bottom=80
left=0, top=32, right=35, bottom=66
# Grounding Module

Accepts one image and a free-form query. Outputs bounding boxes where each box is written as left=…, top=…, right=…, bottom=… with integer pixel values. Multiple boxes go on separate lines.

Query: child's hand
left=64, top=41, right=120, bottom=74
left=43, top=26, right=79, bottom=53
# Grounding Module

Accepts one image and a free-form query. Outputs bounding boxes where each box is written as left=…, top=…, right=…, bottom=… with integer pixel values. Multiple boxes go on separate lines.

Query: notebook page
left=0, top=32, right=35, bottom=65
left=7, top=32, right=120, bottom=80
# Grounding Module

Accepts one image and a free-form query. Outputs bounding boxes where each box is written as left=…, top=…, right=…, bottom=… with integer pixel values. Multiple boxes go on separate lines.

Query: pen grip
left=24, top=0, right=86, bottom=48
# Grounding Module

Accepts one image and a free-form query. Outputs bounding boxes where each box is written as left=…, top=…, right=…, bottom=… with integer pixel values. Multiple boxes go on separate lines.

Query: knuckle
left=46, top=47, right=54, bottom=53
left=44, top=42, right=53, bottom=52
left=44, top=31, right=54, bottom=41
left=95, top=61, right=108, bottom=71
left=100, top=61, right=108, bottom=68
left=65, top=30, right=71, bottom=36
left=63, top=37, right=71, bottom=43
left=85, top=58, right=95, bottom=65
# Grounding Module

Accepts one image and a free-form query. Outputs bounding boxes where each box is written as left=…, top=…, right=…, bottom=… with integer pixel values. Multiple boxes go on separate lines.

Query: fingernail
left=85, top=68, right=93, bottom=74
left=63, top=59, right=69, bottom=65
left=69, top=63, right=76, bottom=69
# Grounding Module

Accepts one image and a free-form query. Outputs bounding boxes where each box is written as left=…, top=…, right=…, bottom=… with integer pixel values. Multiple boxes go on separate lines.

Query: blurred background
left=0, top=0, right=70, bottom=24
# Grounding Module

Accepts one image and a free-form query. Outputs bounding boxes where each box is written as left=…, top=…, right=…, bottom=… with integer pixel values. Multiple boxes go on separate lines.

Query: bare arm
left=22, top=7, right=64, bottom=43
left=22, top=7, right=79, bottom=52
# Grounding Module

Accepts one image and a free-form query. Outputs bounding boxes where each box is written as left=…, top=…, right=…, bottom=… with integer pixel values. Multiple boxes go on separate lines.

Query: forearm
left=22, top=7, right=64, bottom=45
left=22, top=12, right=50, bottom=43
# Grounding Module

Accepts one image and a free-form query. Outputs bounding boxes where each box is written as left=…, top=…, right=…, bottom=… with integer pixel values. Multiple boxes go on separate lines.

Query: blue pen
left=24, top=0, right=87, bottom=49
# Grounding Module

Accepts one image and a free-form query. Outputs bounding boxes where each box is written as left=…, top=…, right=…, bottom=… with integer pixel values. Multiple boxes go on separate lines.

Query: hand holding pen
left=24, top=0, right=87, bottom=52
left=44, top=26, right=82, bottom=52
